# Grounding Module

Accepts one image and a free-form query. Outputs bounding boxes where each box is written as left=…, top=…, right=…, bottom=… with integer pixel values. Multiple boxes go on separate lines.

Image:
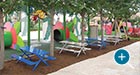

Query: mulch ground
left=0, top=40, right=139, bottom=75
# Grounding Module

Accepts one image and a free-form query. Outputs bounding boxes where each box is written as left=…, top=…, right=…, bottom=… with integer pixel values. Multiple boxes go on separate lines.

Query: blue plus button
left=114, top=49, right=130, bottom=65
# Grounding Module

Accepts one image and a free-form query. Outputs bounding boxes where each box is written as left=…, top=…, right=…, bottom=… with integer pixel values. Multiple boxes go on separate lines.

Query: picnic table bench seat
left=85, top=38, right=106, bottom=49
left=55, top=47, right=80, bottom=53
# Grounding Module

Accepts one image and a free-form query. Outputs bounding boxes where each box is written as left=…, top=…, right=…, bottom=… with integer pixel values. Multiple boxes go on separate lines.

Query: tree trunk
left=80, top=13, right=85, bottom=43
left=38, top=18, right=41, bottom=42
left=87, top=14, right=90, bottom=38
left=114, top=18, right=118, bottom=36
left=100, top=9, right=104, bottom=41
left=63, top=11, right=66, bottom=40
left=50, top=9, right=55, bottom=56
left=0, top=10, right=4, bottom=70
left=114, top=18, right=120, bottom=37
left=27, top=5, right=31, bottom=46
left=124, top=18, right=128, bottom=39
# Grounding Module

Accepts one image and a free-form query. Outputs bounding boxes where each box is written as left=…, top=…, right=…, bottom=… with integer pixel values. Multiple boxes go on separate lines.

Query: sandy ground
left=48, top=41, right=140, bottom=75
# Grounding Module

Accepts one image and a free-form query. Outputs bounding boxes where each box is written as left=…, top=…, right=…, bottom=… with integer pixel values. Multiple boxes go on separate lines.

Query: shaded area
left=0, top=40, right=138, bottom=75
left=4, top=48, right=22, bottom=60
left=4, top=41, right=62, bottom=60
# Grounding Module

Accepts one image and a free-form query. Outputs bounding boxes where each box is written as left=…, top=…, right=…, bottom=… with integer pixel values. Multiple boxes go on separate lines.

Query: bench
left=11, top=46, right=56, bottom=71
left=56, top=47, right=80, bottom=53
left=86, top=38, right=106, bottom=49
left=11, top=54, right=41, bottom=71
left=66, top=45, right=91, bottom=50
left=106, top=38, right=120, bottom=45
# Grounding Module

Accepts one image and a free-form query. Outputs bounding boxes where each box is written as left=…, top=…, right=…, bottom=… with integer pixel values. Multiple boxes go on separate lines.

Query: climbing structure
left=4, top=22, right=24, bottom=49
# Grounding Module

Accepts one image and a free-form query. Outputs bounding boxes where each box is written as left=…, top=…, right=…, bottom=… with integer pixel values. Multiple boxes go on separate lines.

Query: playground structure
left=2, top=11, right=140, bottom=74
left=53, top=19, right=78, bottom=42
left=2, top=10, right=139, bottom=53
left=31, top=11, right=80, bottom=42
left=5, top=11, right=136, bottom=49
left=128, top=26, right=140, bottom=36
left=4, top=22, right=24, bottom=49
left=0, top=1, right=140, bottom=75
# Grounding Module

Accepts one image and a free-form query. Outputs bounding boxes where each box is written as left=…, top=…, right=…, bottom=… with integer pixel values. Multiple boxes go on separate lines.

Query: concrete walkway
left=48, top=41, right=140, bottom=75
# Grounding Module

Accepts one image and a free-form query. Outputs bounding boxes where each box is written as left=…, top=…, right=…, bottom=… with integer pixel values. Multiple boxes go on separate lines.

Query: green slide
left=67, top=18, right=77, bottom=30
left=16, top=36, right=25, bottom=50
left=66, top=19, right=78, bottom=42
left=67, top=22, right=74, bottom=32
left=69, top=32, right=78, bottom=42
left=14, top=21, right=21, bottom=35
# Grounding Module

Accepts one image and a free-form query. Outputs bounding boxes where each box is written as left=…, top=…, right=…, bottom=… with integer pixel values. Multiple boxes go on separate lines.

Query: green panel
left=67, top=22, right=74, bottom=31
left=4, top=31, right=12, bottom=47
left=69, top=32, right=78, bottom=42
left=14, top=21, right=21, bottom=35
left=16, top=36, right=25, bottom=48
left=73, top=17, right=77, bottom=26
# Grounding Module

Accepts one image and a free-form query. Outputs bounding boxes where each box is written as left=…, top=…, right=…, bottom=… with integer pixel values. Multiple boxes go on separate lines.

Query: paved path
left=48, top=41, right=140, bottom=75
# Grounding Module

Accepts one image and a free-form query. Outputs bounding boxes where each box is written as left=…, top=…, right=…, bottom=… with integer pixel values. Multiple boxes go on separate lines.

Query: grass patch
left=129, top=36, right=140, bottom=40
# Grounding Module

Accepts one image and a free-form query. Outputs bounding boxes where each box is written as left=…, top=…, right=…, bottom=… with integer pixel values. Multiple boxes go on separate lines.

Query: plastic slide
left=14, top=21, right=21, bottom=35
left=53, top=21, right=78, bottom=42
left=103, top=23, right=112, bottom=35
left=54, top=21, right=69, bottom=41
left=16, top=36, right=25, bottom=49
left=4, top=22, right=12, bottom=31
left=4, top=31, right=12, bottom=47
left=10, top=28, right=17, bottom=49
left=69, top=32, right=78, bottom=42
left=73, top=16, right=81, bottom=36
left=67, top=21, right=74, bottom=31
left=54, top=29, right=64, bottom=41
left=44, top=17, right=79, bottom=41
left=43, top=17, right=51, bottom=40
left=3, top=22, right=24, bottom=49
left=54, top=28, right=70, bottom=41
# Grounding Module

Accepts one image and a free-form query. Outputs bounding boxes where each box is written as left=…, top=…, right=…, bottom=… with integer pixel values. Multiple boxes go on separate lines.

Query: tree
left=92, top=0, right=114, bottom=41
left=19, top=0, right=44, bottom=46
left=0, top=0, right=45, bottom=70
left=38, top=0, right=62, bottom=56
left=0, top=0, right=20, bottom=70
left=108, top=0, right=140, bottom=39
left=0, top=8, right=4, bottom=70
left=68, top=0, right=94, bottom=43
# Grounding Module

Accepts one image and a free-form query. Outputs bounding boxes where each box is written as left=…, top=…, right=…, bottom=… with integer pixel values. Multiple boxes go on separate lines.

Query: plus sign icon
left=114, top=49, right=130, bottom=65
